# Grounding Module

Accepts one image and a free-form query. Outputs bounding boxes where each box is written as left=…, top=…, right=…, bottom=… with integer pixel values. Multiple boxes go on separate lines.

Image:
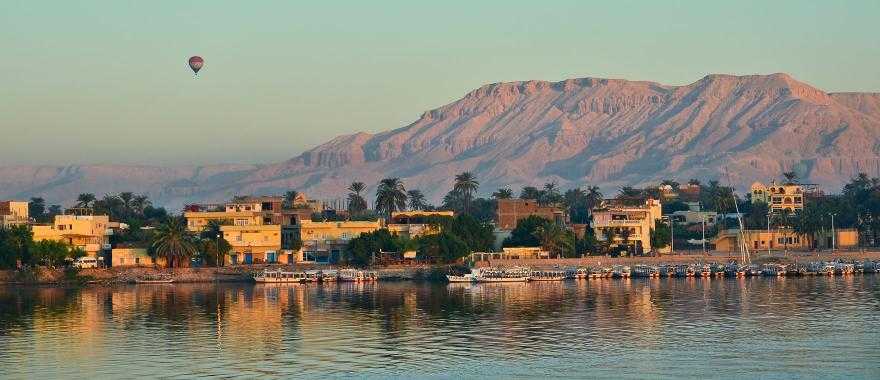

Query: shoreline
left=3, top=251, right=879, bottom=286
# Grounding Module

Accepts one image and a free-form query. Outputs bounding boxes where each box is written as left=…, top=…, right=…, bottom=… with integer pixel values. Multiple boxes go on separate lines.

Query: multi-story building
left=750, top=181, right=805, bottom=213
left=32, top=214, right=112, bottom=259
left=591, top=198, right=662, bottom=255
left=495, top=199, right=566, bottom=231
left=714, top=228, right=858, bottom=252
left=297, top=220, right=382, bottom=263
left=0, top=200, right=29, bottom=227
left=221, top=224, right=283, bottom=265
left=386, top=210, right=454, bottom=239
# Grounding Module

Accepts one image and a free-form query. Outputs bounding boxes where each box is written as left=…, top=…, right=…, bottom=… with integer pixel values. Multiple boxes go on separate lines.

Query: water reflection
left=1, top=276, right=879, bottom=378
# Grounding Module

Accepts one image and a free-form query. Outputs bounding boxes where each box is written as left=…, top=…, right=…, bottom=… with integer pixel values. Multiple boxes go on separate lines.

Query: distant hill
left=3, top=73, right=879, bottom=208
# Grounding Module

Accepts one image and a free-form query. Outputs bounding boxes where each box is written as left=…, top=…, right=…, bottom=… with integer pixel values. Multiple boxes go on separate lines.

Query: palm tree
left=783, top=171, right=799, bottom=184
left=151, top=217, right=198, bottom=268
left=492, top=188, right=513, bottom=199
left=453, top=172, right=479, bottom=213
left=347, top=182, right=368, bottom=216
left=283, top=190, right=300, bottom=209
left=688, top=178, right=701, bottom=187
left=407, top=189, right=428, bottom=210
left=539, top=182, right=563, bottom=206
left=533, top=222, right=571, bottom=258
left=585, top=186, right=603, bottom=211
left=375, top=178, right=407, bottom=219
left=75, top=193, right=96, bottom=209
left=202, top=219, right=231, bottom=267
left=520, top=186, right=542, bottom=200
left=131, top=194, right=150, bottom=216
left=118, top=192, right=135, bottom=218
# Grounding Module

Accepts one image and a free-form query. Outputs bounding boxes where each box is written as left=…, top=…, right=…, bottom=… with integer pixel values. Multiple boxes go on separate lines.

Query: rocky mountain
left=3, top=73, right=880, bottom=208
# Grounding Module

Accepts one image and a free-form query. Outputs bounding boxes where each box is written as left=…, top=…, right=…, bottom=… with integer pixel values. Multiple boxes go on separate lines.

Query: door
left=267, top=251, right=277, bottom=263
left=231, top=254, right=239, bottom=265
left=244, top=253, right=253, bottom=265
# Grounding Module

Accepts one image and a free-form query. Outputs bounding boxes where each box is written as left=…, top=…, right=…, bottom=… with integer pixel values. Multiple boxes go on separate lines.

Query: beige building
left=111, top=247, right=167, bottom=267
left=298, top=220, right=382, bottom=263
left=591, top=198, right=662, bottom=254
left=0, top=200, right=29, bottom=227
left=714, top=228, right=859, bottom=252
left=32, top=215, right=112, bottom=259
left=221, top=224, right=283, bottom=265
left=750, top=181, right=805, bottom=213
left=387, top=210, right=454, bottom=239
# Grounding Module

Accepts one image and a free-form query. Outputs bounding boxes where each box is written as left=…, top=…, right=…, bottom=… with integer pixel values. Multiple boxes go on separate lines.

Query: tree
left=503, top=215, right=551, bottom=247
left=520, top=186, right=542, bottom=200
left=344, top=229, right=401, bottom=267
left=375, top=178, right=407, bottom=219
left=31, top=240, right=83, bottom=267
left=347, top=182, right=368, bottom=216
left=660, top=179, right=681, bottom=190
left=407, top=189, right=428, bottom=211
left=417, top=231, right=470, bottom=264
left=0, top=225, right=33, bottom=268
left=564, top=188, right=589, bottom=224
left=492, top=188, right=513, bottom=199
left=75, top=193, right=96, bottom=208
left=585, top=186, right=603, bottom=211
left=29, top=197, right=46, bottom=222
left=282, top=190, right=300, bottom=209
left=783, top=171, right=799, bottom=184
left=688, top=179, right=701, bottom=186
left=539, top=182, right=563, bottom=206
left=200, top=220, right=232, bottom=267
left=533, top=222, right=573, bottom=258
left=452, top=172, right=479, bottom=213
left=151, top=217, right=198, bottom=268
left=650, top=221, right=671, bottom=253
left=118, top=192, right=135, bottom=219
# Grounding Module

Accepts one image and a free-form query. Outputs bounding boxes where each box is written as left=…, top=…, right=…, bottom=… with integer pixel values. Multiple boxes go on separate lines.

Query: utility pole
left=831, top=213, right=836, bottom=253
left=670, top=217, right=675, bottom=256
left=701, top=215, right=706, bottom=255
left=767, top=214, right=771, bottom=257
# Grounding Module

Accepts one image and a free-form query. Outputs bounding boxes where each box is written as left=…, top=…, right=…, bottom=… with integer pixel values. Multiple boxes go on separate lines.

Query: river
left=1, top=276, right=879, bottom=379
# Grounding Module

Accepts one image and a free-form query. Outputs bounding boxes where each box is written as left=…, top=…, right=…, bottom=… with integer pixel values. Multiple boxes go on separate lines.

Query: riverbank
left=0, top=265, right=449, bottom=285
left=4, top=251, right=880, bottom=285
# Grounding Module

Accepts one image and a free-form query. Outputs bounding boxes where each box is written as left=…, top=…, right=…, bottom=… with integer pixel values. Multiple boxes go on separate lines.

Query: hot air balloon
left=188, top=56, right=204, bottom=75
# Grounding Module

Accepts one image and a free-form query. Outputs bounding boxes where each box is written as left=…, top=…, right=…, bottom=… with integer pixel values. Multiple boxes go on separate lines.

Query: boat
left=254, top=270, right=308, bottom=283
left=529, top=270, right=566, bottom=281
left=473, top=267, right=530, bottom=283
left=761, top=264, right=787, bottom=277
left=446, top=269, right=476, bottom=283
left=613, top=265, right=631, bottom=279
left=632, top=265, right=649, bottom=278
left=660, top=265, right=676, bottom=277
left=338, top=269, right=378, bottom=282
left=320, top=270, right=339, bottom=282
left=574, top=268, right=589, bottom=280
left=747, top=264, right=762, bottom=277
left=699, top=264, right=712, bottom=278
left=821, top=262, right=836, bottom=276
left=713, top=264, right=726, bottom=277
left=588, top=267, right=605, bottom=279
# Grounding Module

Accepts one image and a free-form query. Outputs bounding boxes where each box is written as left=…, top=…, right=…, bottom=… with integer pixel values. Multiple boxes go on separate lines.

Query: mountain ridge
left=3, top=73, right=880, bottom=208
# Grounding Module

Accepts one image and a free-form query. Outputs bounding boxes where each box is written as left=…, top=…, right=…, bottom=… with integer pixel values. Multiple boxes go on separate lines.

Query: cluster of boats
left=254, top=269, right=378, bottom=283
left=447, top=260, right=880, bottom=283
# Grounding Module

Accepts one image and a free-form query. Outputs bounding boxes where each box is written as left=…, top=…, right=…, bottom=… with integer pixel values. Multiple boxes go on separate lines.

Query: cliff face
left=3, top=73, right=879, bottom=208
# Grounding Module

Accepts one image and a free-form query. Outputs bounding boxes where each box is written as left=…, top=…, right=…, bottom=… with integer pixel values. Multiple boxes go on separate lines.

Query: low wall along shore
left=3, top=251, right=880, bottom=285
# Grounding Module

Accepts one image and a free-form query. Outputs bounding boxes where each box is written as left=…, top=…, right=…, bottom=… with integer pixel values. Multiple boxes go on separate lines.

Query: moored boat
left=473, top=267, right=530, bottom=283
left=530, top=270, right=566, bottom=281
left=254, top=270, right=308, bottom=283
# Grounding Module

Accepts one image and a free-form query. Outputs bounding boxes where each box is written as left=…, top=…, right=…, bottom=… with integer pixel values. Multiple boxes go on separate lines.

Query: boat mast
left=725, top=168, right=750, bottom=265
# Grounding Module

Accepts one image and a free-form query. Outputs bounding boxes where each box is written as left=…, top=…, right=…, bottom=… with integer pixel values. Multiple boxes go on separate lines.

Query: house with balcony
left=591, top=198, right=662, bottom=255
left=32, top=214, right=112, bottom=260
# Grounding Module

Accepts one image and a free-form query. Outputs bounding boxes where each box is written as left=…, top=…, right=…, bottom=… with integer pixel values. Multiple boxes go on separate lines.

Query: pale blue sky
left=2, top=1, right=878, bottom=165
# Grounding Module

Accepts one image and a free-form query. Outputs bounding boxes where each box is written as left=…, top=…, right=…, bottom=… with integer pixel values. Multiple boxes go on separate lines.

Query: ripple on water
left=0, top=276, right=879, bottom=378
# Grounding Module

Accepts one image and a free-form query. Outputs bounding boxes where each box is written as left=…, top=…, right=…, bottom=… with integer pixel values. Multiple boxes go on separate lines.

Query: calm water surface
left=1, top=276, right=879, bottom=379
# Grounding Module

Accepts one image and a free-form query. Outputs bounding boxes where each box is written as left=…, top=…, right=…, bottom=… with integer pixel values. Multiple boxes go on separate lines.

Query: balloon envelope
left=188, top=56, right=204, bottom=74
